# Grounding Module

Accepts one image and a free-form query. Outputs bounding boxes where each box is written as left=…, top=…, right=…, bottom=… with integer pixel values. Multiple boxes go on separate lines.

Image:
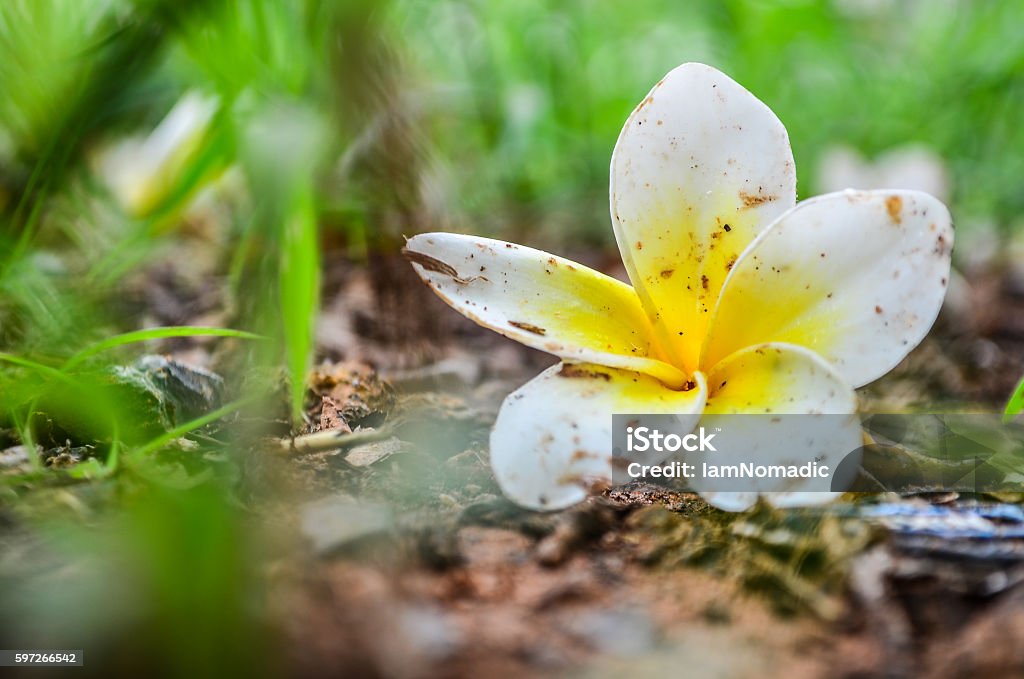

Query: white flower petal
left=695, top=343, right=860, bottom=512
left=610, top=63, right=796, bottom=373
left=404, top=232, right=686, bottom=387
left=491, top=363, right=706, bottom=511
left=703, top=190, right=953, bottom=387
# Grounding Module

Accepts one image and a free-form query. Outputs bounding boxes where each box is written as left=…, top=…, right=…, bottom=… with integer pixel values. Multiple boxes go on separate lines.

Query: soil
left=247, top=249, right=1024, bottom=678
left=5, top=244, right=1024, bottom=678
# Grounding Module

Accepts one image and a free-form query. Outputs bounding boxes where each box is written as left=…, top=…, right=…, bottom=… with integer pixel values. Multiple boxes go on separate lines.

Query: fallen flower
left=404, top=63, right=952, bottom=512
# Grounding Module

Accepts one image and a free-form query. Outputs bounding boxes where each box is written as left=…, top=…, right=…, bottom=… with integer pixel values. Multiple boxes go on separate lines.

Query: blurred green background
left=3, top=0, right=1023, bottom=353
left=1, top=0, right=1023, bottom=675
left=398, top=0, right=1024, bottom=243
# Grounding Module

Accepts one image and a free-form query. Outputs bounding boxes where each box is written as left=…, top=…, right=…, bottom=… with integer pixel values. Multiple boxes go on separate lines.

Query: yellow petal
left=405, top=232, right=686, bottom=387
left=491, top=363, right=707, bottom=511
left=695, top=342, right=860, bottom=511
left=702, top=190, right=953, bottom=387
left=610, top=63, right=796, bottom=373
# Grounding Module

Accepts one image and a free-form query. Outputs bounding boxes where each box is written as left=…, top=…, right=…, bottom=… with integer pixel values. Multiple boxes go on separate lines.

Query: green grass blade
left=130, top=396, right=257, bottom=459
left=279, top=186, right=319, bottom=424
left=63, top=326, right=263, bottom=370
left=0, top=352, right=73, bottom=383
left=1005, top=376, right=1024, bottom=423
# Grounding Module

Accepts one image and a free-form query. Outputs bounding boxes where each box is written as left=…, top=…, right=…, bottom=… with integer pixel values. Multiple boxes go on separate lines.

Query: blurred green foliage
left=398, top=0, right=1024, bottom=242
left=1, top=481, right=272, bottom=678
left=1, top=0, right=1022, bottom=368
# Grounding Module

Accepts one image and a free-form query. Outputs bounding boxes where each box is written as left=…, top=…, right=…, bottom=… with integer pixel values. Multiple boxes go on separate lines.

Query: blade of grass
left=63, top=326, right=263, bottom=370
left=238, top=102, right=326, bottom=426
left=1005, top=375, right=1024, bottom=423
left=130, top=395, right=257, bottom=459
left=106, top=419, right=122, bottom=473
left=0, top=352, right=74, bottom=383
left=279, top=185, right=319, bottom=424
left=9, top=407, right=41, bottom=471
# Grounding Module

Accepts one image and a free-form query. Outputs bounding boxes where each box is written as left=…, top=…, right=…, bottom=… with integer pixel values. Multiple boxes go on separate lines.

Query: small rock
left=385, top=353, right=482, bottom=392
left=395, top=606, right=461, bottom=661
left=42, top=444, right=95, bottom=468
left=308, top=361, right=395, bottom=427
left=299, top=495, right=394, bottom=556
left=318, top=396, right=352, bottom=433
left=0, top=445, right=31, bottom=470
left=562, top=608, right=659, bottom=656
left=345, top=436, right=409, bottom=467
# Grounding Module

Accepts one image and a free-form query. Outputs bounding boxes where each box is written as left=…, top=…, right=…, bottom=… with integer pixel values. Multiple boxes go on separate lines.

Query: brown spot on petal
left=739, top=190, right=777, bottom=208
left=402, top=248, right=485, bottom=285
left=509, top=321, right=547, bottom=335
left=402, top=248, right=458, bottom=277
left=559, top=365, right=611, bottom=381
left=660, top=269, right=675, bottom=279
left=886, top=195, right=903, bottom=224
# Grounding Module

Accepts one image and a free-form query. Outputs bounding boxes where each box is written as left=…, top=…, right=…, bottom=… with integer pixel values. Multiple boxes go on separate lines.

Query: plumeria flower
left=404, top=63, right=952, bottom=512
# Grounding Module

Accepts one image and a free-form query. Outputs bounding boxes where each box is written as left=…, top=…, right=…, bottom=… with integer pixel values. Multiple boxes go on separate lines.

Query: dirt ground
left=244, top=250, right=1024, bottom=679
left=5, top=245, right=1024, bottom=678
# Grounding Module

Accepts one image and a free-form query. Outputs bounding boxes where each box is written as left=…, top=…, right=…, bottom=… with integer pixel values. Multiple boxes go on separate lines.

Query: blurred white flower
left=818, top=144, right=951, bottom=204
left=94, top=92, right=218, bottom=217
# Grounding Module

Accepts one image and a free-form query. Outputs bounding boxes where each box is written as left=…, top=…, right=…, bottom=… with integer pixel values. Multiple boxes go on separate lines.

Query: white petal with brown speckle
left=703, top=190, right=953, bottom=387
left=491, top=364, right=705, bottom=511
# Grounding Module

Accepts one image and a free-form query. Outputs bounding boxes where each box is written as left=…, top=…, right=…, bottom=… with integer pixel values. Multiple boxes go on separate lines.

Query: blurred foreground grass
left=1, top=0, right=1023, bottom=674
